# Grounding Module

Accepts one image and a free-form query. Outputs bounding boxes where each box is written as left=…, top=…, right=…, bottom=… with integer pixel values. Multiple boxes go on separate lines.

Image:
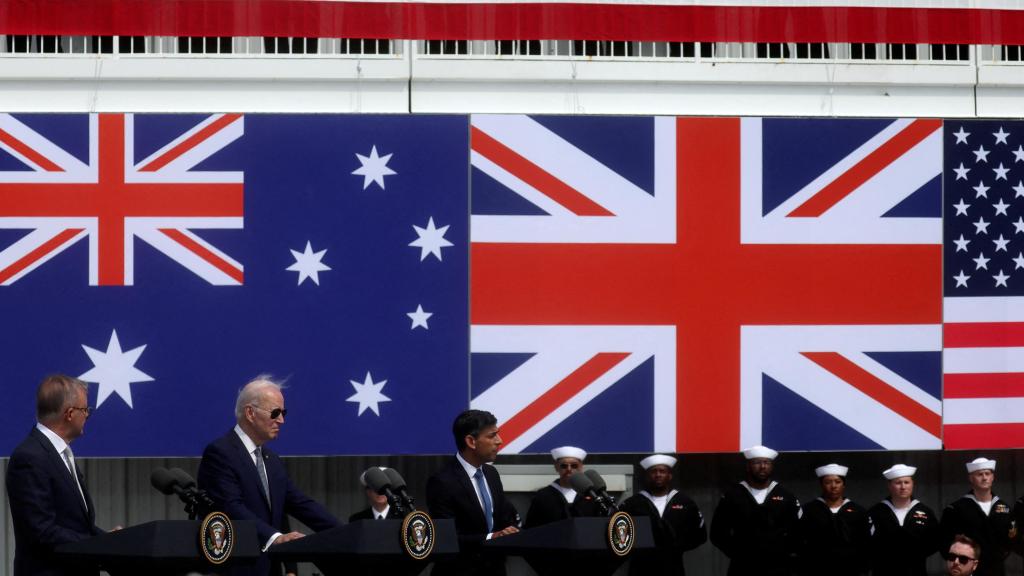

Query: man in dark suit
left=426, top=409, right=520, bottom=576
left=348, top=467, right=405, bottom=522
left=197, top=376, right=340, bottom=576
left=6, top=374, right=107, bottom=576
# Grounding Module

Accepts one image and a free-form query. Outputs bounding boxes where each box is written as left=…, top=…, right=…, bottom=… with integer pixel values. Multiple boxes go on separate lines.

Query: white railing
left=2, top=34, right=1022, bottom=65
left=0, top=35, right=402, bottom=57
left=417, top=39, right=982, bottom=64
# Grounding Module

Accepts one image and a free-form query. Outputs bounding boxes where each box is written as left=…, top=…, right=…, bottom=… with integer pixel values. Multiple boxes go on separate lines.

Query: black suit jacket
left=5, top=427, right=103, bottom=576
left=426, top=456, right=519, bottom=576
left=197, top=430, right=340, bottom=576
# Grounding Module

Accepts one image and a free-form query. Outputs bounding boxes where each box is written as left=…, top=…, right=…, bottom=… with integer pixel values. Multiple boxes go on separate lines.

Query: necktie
left=62, top=446, right=87, bottom=508
left=254, top=447, right=270, bottom=506
left=473, top=468, right=494, bottom=532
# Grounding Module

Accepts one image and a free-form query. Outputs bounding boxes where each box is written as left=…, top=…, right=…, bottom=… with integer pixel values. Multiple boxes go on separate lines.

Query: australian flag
left=0, top=113, right=469, bottom=456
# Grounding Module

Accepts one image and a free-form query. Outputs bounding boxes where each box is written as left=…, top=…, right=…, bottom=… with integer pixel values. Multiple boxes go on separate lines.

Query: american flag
left=470, top=115, right=942, bottom=453
left=942, top=121, right=1024, bottom=449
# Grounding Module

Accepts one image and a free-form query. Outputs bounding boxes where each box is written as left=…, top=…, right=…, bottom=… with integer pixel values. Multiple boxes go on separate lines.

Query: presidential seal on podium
left=607, top=511, right=636, bottom=557
left=200, top=511, right=235, bottom=565
left=401, top=510, right=436, bottom=560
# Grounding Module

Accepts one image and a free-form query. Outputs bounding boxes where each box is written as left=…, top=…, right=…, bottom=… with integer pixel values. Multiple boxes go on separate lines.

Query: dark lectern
left=56, top=519, right=259, bottom=576
left=270, top=518, right=459, bottom=576
left=483, top=516, right=655, bottom=576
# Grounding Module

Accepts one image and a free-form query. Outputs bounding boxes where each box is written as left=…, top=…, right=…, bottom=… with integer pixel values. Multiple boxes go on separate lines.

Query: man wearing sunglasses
left=6, top=374, right=109, bottom=576
left=198, top=376, right=340, bottom=576
left=524, top=446, right=600, bottom=529
left=946, top=535, right=980, bottom=576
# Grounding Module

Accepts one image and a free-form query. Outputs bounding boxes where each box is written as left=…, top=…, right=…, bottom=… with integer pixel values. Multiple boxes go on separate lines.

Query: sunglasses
left=946, top=553, right=977, bottom=565
left=250, top=405, right=287, bottom=420
left=558, top=462, right=581, bottom=470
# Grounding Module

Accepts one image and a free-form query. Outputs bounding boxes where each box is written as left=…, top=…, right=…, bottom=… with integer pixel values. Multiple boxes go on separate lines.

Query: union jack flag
left=0, top=113, right=244, bottom=286
left=471, top=115, right=943, bottom=453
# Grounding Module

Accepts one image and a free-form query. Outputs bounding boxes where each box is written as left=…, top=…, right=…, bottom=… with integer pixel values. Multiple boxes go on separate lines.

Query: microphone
left=383, top=468, right=416, bottom=512
left=569, top=470, right=612, bottom=516
left=584, top=469, right=619, bottom=513
left=364, top=467, right=405, bottom=513
left=168, top=467, right=215, bottom=509
left=150, top=467, right=178, bottom=495
left=168, top=467, right=197, bottom=489
left=569, top=470, right=593, bottom=489
left=150, top=466, right=213, bottom=519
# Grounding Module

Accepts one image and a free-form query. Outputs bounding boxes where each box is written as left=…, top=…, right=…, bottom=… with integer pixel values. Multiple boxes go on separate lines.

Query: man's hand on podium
left=490, top=526, right=520, bottom=539
left=272, top=531, right=306, bottom=545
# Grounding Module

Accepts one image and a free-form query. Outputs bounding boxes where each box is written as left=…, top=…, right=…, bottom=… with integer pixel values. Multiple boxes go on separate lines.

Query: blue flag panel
left=0, top=113, right=469, bottom=456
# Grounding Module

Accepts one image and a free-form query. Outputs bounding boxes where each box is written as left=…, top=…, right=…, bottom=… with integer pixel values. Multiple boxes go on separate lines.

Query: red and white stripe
left=740, top=324, right=943, bottom=450
left=470, top=325, right=677, bottom=453
left=470, top=114, right=676, bottom=244
left=739, top=117, right=942, bottom=245
left=943, top=296, right=1024, bottom=449
left=2, top=0, right=1023, bottom=43
left=0, top=113, right=244, bottom=286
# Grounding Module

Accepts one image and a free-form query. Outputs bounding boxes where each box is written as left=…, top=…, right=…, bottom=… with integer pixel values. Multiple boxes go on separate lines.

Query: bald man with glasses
left=197, top=376, right=339, bottom=576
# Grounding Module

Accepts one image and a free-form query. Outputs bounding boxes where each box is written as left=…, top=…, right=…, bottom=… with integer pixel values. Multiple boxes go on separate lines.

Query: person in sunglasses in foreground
left=198, top=375, right=340, bottom=576
left=946, top=535, right=981, bottom=576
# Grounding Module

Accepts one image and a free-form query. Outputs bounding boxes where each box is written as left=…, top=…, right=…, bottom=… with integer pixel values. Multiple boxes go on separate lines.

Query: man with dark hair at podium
left=426, top=409, right=520, bottom=576
left=711, top=445, right=801, bottom=576
left=349, top=467, right=404, bottom=521
left=621, top=454, right=706, bottom=576
left=524, top=446, right=600, bottom=528
left=198, top=376, right=340, bottom=576
left=6, top=374, right=107, bottom=576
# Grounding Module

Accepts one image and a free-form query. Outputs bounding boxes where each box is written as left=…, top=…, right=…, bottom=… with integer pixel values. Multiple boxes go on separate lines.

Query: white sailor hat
left=551, top=446, right=587, bottom=462
left=359, top=466, right=388, bottom=487
left=883, top=464, right=917, bottom=480
left=743, top=445, right=779, bottom=460
left=966, top=458, right=996, bottom=473
left=640, top=454, right=678, bottom=470
left=815, top=464, right=849, bottom=478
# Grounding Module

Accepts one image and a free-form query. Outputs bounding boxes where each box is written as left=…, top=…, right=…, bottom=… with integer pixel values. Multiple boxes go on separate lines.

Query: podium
left=270, top=518, right=459, bottom=576
left=483, top=516, right=655, bottom=576
left=55, top=519, right=260, bottom=576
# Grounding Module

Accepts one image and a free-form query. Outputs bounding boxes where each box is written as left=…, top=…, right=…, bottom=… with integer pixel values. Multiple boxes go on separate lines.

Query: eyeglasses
left=946, top=553, right=977, bottom=565
left=69, top=406, right=92, bottom=418
left=558, top=462, right=581, bottom=470
left=250, top=405, right=287, bottom=420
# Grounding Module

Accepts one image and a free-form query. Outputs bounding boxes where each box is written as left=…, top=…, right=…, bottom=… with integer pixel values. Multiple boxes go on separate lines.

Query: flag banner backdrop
left=942, top=120, right=1024, bottom=450
left=2, top=0, right=1024, bottom=44
left=0, top=113, right=469, bottom=456
left=0, top=113, right=1021, bottom=456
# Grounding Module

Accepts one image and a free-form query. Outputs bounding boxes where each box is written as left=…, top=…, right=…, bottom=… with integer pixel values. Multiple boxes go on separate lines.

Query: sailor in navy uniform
left=940, top=458, right=1014, bottom=576
left=710, top=445, right=801, bottom=576
left=621, top=454, right=706, bottom=576
left=524, top=446, right=600, bottom=528
left=867, top=464, right=939, bottom=576
left=797, top=463, right=871, bottom=576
